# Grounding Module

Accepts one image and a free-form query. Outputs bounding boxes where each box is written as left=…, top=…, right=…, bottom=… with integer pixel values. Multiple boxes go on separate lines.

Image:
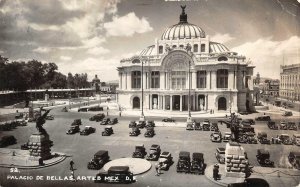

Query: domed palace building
left=117, top=6, right=255, bottom=113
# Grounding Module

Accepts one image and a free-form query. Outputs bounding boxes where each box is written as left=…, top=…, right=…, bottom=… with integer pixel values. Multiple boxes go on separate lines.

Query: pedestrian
left=155, top=162, right=162, bottom=176
left=213, top=164, right=219, bottom=180
left=119, top=111, right=121, bottom=117
left=71, top=170, right=77, bottom=182
left=70, top=159, right=74, bottom=171
left=106, top=111, right=109, bottom=116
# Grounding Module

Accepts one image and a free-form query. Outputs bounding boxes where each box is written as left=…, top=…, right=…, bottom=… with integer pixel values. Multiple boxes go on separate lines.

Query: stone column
left=162, top=95, right=165, bottom=110
left=170, top=95, right=173, bottom=111
left=192, top=71, right=197, bottom=89
left=127, top=72, right=131, bottom=90
left=119, top=73, right=122, bottom=90
left=180, top=95, right=183, bottom=111
left=195, top=94, right=198, bottom=111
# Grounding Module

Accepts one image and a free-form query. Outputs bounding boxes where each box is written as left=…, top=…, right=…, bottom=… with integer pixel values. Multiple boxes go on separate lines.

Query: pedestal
left=224, top=142, right=247, bottom=178
left=28, top=132, right=53, bottom=160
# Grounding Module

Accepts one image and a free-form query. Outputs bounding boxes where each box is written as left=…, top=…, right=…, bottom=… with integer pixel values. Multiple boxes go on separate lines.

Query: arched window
left=217, top=69, right=228, bottom=88
left=171, top=71, right=186, bottom=89
left=218, top=97, right=227, bottom=110
left=159, top=46, right=163, bottom=54
left=193, top=44, right=198, bottom=53
left=131, top=71, right=141, bottom=89
left=132, top=97, right=140, bottom=109
left=172, top=45, right=177, bottom=48
left=218, top=56, right=228, bottom=61
left=179, top=45, right=184, bottom=48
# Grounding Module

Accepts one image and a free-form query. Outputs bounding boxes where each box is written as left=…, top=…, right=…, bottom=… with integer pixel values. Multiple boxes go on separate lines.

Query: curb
left=0, top=153, right=67, bottom=169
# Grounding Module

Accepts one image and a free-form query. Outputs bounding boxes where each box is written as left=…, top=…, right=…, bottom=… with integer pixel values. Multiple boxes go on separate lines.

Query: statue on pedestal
left=36, top=107, right=51, bottom=135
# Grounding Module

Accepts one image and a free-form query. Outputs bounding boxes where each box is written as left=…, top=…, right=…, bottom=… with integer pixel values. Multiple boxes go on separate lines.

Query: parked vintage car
left=288, top=152, right=300, bottom=169
left=71, top=119, right=82, bottom=126
left=210, top=131, right=222, bottom=142
left=159, top=151, right=173, bottom=170
left=15, top=119, right=27, bottom=126
left=241, top=119, right=255, bottom=125
left=88, top=106, right=103, bottom=111
left=162, top=118, right=175, bottom=122
left=89, top=113, right=105, bottom=122
left=176, top=151, right=191, bottom=173
left=132, top=144, right=147, bottom=158
left=137, top=120, right=146, bottom=128
left=292, top=134, right=300, bottom=146
left=129, top=127, right=140, bottom=136
left=210, top=123, right=218, bottom=131
left=146, top=144, right=161, bottom=161
left=255, top=115, right=271, bottom=121
left=80, top=126, right=96, bottom=136
left=228, top=178, right=270, bottom=187
left=282, top=111, right=293, bottom=116
left=95, top=166, right=134, bottom=184
left=108, top=118, right=118, bottom=125
left=279, top=121, right=288, bottom=130
left=66, top=125, right=80, bottom=134
left=271, top=136, right=282, bottom=144
left=78, top=107, right=88, bottom=112
left=223, top=132, right=232, bottom=142
left=100, top=118, right=110, bottom=125
left=102, top=126, right=113, bottom=136
left=257, top=132, right=271, bottom=144
left=202, top=120, right=210, bottom=131
left=145, top=121, right=155, bottom=128
left=190, top=152, right=205, bottom=174
left=87, top=150, right=110, bottom=170
left=267, top=121, right=278, bottom=130
left=129, top=121, right=137, bottom=128
left=278, top=134, right=293, bottom=145
left=287, top=122, right=297, bottom=131
left=186, top=122, right=194, bottom=130
left=215, top=147, right=225, bottom=164
left=0, top=135, right=17, bottom=147
left=194, top=121, right=202, bottom=130
left=245, top=132, right=258, bottom=144
left=144, top=127, right=155, bottom=137
left=256, top=149, right=274, bottom=167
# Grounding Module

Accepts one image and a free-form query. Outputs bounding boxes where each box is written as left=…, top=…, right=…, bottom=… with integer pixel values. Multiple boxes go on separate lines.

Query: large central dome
left=161, top=5, right=206, bottom=40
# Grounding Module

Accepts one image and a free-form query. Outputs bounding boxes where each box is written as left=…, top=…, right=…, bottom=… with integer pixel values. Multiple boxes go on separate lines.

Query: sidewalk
left=0, top=148, right=67, bottom=169
left=205, top=164, right=300, bottom=187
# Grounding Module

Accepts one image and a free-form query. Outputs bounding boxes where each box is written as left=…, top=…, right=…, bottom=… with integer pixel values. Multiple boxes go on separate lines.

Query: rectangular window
left=197, top=71, right=206, bottom=88
left=201, top=44, right=205, bottom=52
left=151, top=71, right=160, bottom=88
left=193, top=44, right=198, bottom=53
left=131, top=71, right=141, bottom=89
left=159, top=46, right=163, bottom=54
left=217, top=69, right=228, bottom=88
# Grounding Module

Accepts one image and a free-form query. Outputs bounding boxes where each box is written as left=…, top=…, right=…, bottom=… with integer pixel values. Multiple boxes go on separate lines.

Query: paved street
left=0, top=106, right=299, bottom=187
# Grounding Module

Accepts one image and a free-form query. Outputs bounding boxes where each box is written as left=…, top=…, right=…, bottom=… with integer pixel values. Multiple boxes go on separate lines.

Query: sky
left=0, top=0, right=299, bottom=81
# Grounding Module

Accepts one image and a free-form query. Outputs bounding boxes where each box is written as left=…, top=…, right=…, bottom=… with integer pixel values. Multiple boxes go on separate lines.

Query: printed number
left=10, top=167, right=19, bottom=173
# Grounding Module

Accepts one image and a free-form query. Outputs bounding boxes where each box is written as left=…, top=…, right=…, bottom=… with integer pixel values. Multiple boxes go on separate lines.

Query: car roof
left=293, top=134, right=300, bottom=137
left=150, top=144, right=160, bottom=148
left=161, top=151, right=170, bottom=156
left=95, top=150, right=108, bottom=156
left=225, top=132, right=232, bottom=134
left=257, top=149, right=269, bottom=155
left=105, top=126, right=112, bottom=129
left=136, top=144, right=144, bottom=147
left=192, top=152, right=203, bottom=159
left=179, top=151, right=190, bottom=157
left=85, top=126, right=91, bottom=128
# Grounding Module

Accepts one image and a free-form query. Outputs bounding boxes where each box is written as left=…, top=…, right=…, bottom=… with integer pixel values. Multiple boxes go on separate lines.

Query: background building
left=280, top=64, right=300, bottom=101
left=117, top=6, right=255, bottom=112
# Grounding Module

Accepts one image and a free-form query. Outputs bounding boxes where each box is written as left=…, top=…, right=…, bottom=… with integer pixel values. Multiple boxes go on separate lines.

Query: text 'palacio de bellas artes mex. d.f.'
left=117, top=6, right=255, bottom=113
